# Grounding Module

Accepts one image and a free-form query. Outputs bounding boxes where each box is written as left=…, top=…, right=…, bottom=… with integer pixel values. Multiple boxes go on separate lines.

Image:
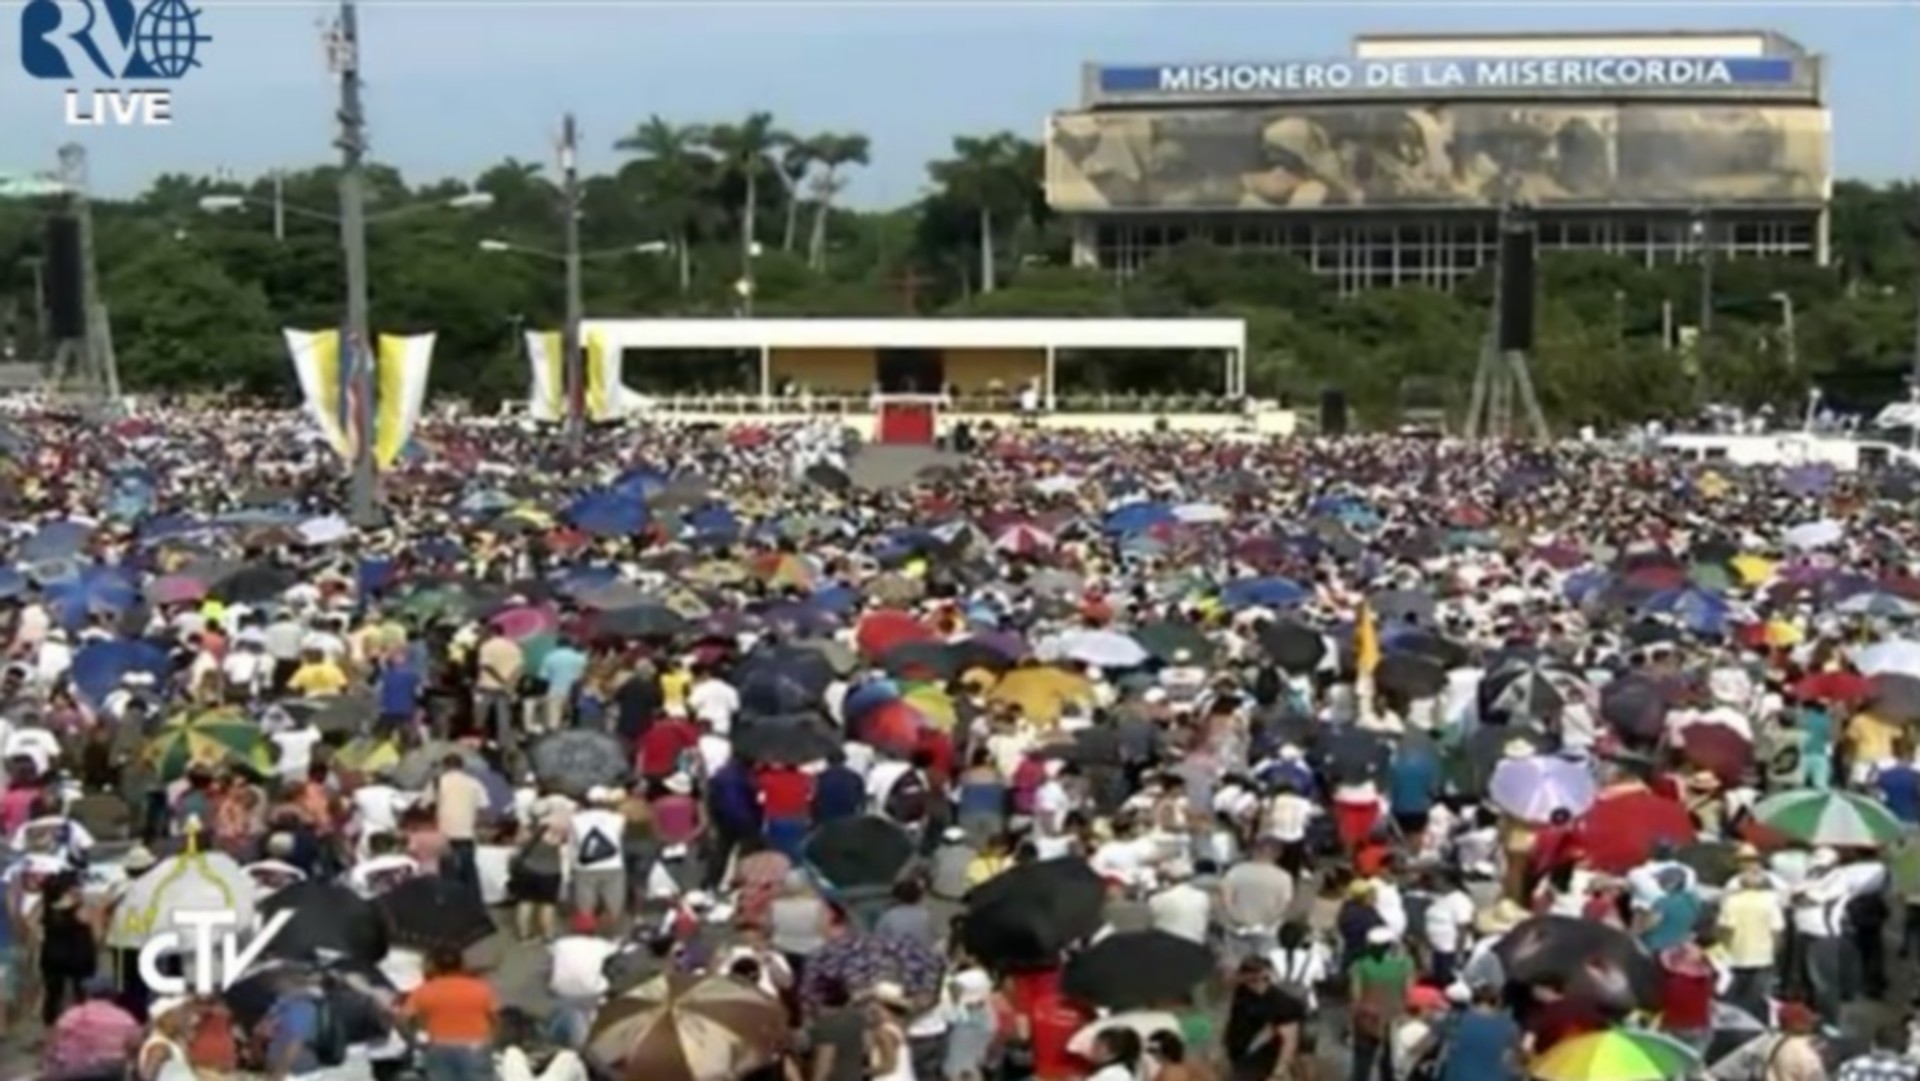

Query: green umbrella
left=1133, top=621, right=1213, bottom=665
left=397, top=585, right=478, bottom=623
left=1688, top=563, right=1734, bottom=592
left=1754, top=789, right=1907, bottom=848
left=520, top=631, right=560, bottom=676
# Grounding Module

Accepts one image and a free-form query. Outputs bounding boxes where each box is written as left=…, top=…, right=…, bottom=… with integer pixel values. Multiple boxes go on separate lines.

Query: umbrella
left=143, top=709, right=274, bottom=781
left=1479, top=662, right=1589, bottom=727
left=1751, top=789, right=1906, bottom=848
left=393, top=742, right=486, bottom=790
left=147, top=574, right=207, bottom=606
left=733, top=713, right=842, bottom=765
left=1677, top=723, right=1752, bottom=784
left=375, top=876, right=495, bottom=952
left=210, top=564, right=297, bottom=604
left=587, top=972, right=787, bottom=1081
left=106, top=843, right=256, bottom=950
left=285, top=694, right=377, bottom=736
left=1258, top=622, right=1326, bottom=672
left=856, top=611, right=935, bottom=658
left=988, top=666, right=1095, bottom=726
left=1532, top=1029, right=1699, bottom=1081
left=1492, top=916, right=1660, bottom=1009
left=800, top=932, right=945, bottom=1010
left=1060, top=930, right=1214, bottom=1010
left=803, top=816, right=915, bottom=890
left=1488, top=755, right=1597, bottom=824
left=258, top=881, right=388, bottom=964
left=224, top=960, right=394, bottom=1038
left=1375, top=654, right=1445, bottom=700
left=1132, top=622, right=1212, bottom=665
left=1579, top=786, right=1697, bottom=874
left=1851, top=639, right=1920, bottom=679
left=530, top=729, right=628, bottom=796
left=595, top=604, right=688, bottom=639
left=961, top=858, right=1106, bottom=969
left=1040, top=630, right=1150, bottom=670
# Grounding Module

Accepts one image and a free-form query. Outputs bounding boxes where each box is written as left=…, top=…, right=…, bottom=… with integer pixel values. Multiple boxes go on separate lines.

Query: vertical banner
left=374, top=333, right=436, bottom=468
left=284, top=328, right=350, bottom=458
left=527, top=330, right=615, bottom=422
left=525, top=330, right=563, bottom=422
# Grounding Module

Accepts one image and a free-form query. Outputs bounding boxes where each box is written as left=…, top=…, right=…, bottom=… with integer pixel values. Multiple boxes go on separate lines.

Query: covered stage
left=578, top=317, right=1250, bottom=407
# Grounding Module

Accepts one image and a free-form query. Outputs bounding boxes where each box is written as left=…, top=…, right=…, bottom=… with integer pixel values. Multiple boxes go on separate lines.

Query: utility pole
left=559, top=113, right=585, bottom=448
left=330, top=0, right=377, bottom=526
left=1694, top=208, right=1715, bottom=339
left=54, top=144, right=121, bottom=406
left=272, top=169, right=286, bottom=242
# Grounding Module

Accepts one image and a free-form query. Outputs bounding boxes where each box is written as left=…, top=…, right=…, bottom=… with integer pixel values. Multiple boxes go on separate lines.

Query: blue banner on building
left=1096, top=56, right=1799, bottom=99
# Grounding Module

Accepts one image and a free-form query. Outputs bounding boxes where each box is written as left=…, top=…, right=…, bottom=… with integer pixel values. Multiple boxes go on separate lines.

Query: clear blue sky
left=2, top=0, right=1915, bottom=205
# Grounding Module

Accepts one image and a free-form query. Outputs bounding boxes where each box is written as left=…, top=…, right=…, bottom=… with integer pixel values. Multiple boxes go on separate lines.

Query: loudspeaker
left=44, top=216, right=85, bottom=341
left=1319, top=389, right=1349, bottom=435
left=1496, top=225, right=1536, bottom=353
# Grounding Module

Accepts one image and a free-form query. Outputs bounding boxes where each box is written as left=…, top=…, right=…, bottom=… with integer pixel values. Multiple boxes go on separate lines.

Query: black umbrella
left=961, top=858, right=1106, bottom=970
left=259, top=881, right=388, bottom=964
left=1258, top=622, right=1325, bottom=673
left=594, top=603, right=688, bottom=639
left=530, top=729, right=628, bottom=796
left=1315, top=728, right=1392, bottom=784
left=805, top=463, right=852, bottom=492
left=803, top=816, right=915, bottom=890
left=1375, top=653, right=1445, bottom=699
left=1600, top=675, right=1671, bottom=743
left=733, top=713, right=842, bottom=765
left=278, top=694, right=377, bottom=736
left=1492, top=915, right=1659, bottom=1009
left=1388, top=630, right=1470, bottom=670
left=879, top=641, right=961, bottom=681
left=210, top=564, right=297, bottom=604
left=224, top=959, right=393, bottom=1034
left=375, top=876, right=495, bottom=952
left=1479, top=661, right=1588, bottom=727
left=1061, top=930, right=1215, bottom=1010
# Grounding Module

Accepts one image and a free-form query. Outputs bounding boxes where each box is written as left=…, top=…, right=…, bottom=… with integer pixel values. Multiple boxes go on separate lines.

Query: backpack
left=884, top=770, right=931, bottom=824
left=309, top=992, right=349, bottom=1068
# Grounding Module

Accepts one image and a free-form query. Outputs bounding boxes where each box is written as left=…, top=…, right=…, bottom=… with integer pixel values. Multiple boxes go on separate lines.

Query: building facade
left=1048, top=31, right=1832, bottom=292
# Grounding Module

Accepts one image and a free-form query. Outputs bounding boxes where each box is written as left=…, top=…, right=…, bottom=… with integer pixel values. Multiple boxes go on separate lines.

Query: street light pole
left=559, top=113, right=585, bottom=449
left=332, top=0, right=377, bottom=526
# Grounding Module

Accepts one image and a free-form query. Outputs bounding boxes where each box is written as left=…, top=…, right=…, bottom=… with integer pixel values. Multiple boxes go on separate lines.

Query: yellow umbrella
left=902, top=682, right=958, bottom=731
left=336, top=737, right=402, bottom=775
left=1731, top=553, right=1775, bottom=586
left=988, top=667, right=1095, bottom=727
left=685, top=561, right=748, bottom=587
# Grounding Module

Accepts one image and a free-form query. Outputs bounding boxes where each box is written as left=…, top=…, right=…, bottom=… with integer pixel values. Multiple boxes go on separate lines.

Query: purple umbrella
left=1488, top=755, right=1597, bottom=824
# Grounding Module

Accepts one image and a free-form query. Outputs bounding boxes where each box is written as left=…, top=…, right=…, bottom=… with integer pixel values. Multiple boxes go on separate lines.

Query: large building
left=1047, top=31, right=1832, bottom=291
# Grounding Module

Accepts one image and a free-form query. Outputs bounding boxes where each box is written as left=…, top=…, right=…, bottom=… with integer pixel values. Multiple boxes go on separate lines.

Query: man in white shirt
left=221, top=635, right=272, bottom=702
left=432, top=755, right=488, bottom=900
left=568, top=787, right=630, bottom=924
left=1422, top=869, right=1477, bottom=984
left=270, top=715, right=325, bottom=783
left=34, top=628, right=71, bottom=689
left=1148, top=861, right=1213, bottom=944
left=687, top=669, right=740, bottom=736
left=1792, top=846, right=1887, bottom=1023
left=346, top=833, right=421, bottom=898
left=548, top=912, right=619, bottom=1045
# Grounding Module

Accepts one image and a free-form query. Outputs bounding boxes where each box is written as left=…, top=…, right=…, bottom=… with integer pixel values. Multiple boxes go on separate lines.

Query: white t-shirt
left=688, top=679, right=740, bottom=734
left=568, top=809, right=627, bottom=872
left=271, top=726, right=325, bottom=779
left=5, top=727, right=61, bottom=775
left=1035, top=780, right=1071, bottom=834
left=1265, top=793, right=1319, bottom=843
left=1149, top=883, right=1211, bottom=944
left=1424, top=890, right=1476, bottom=954
left=549, top=934, right=619, bottom=1000
left=350, top=784, right=410, bottom=838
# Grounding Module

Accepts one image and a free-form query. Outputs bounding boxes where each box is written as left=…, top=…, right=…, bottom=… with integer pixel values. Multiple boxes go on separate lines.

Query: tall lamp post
left=331, top=0, right=376, bottom=525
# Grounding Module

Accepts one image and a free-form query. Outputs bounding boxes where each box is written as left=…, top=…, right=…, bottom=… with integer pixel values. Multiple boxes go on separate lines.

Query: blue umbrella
left=685, top=505, right=740, bottom=544
left=564, top=490, right=647, bottom=537
left=612, top=467, right=670, bottom=499
left=472, top=766, right=513, bottom=814
left=70, top=638, right=169, bottom=707
left=47, top=566, right=140, bottom=629
left=21, top=520, right=93, bottom=563
left=1222, top=577, right=1309, bottom=610
left=1643, top=587, right=1729, bottom=636
left=1102, top=502, right=1176, bottom=536
left=0, top=568, right=27, bottom=601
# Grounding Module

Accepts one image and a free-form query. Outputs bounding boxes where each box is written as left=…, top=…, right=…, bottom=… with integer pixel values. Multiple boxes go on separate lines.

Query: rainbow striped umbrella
left=1753, top=789, right=1906, bottom=848
left=143, top=709, right=274, bottom=780
left=1532, top=1029, right=1699, bottom=1081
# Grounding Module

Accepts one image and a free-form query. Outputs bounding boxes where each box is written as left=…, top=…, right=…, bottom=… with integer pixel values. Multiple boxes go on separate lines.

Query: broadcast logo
left=136, top=910, right=292, bottom=996
left=19, top=0, right=211, bottom=128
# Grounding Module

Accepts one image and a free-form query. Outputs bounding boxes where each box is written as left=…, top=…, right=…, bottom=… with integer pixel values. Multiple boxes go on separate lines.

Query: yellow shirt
left=661, top=670, right=692, bottom=711
left=1846, top=712, right=1900, bottom=765
left=289, top=661, right=348, bottom=697
left=1716, top=885, right=1784, bottom=968
left=475, top=636, right=524, bottom=693
left=965, top=854, right=1010, bottom=889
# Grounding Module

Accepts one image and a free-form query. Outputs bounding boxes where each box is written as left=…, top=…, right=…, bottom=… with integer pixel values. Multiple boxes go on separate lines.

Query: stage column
left=758, top=345, right=771, bottom=409
left=1044, top=345, right=1057, bottom=411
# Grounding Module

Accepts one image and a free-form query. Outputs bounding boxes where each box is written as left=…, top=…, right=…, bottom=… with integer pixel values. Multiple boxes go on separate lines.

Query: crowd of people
left=0, top=411, right=1915, bottom=1081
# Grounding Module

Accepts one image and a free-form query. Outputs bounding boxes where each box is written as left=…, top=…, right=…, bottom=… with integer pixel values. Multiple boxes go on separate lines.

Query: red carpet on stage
left=876, top=400, right=937, bottom=445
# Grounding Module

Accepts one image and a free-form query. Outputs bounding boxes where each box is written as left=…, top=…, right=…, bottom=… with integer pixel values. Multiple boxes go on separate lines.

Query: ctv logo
left=19, top=0, right=211, bottom=127
left=137, top=910, right=293, bottom=996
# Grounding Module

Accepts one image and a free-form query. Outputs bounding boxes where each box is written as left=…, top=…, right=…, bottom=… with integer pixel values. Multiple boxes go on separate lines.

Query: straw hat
left=1474, top=899, right=1529, bottom=936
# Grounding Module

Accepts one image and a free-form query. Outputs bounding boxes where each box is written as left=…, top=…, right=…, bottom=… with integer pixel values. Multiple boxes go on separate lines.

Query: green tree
left=613, top=116, right=712, bottom=294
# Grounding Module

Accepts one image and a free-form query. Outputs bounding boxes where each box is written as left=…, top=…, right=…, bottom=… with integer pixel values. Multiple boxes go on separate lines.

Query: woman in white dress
left=136, top=997, right=199, bottom=1081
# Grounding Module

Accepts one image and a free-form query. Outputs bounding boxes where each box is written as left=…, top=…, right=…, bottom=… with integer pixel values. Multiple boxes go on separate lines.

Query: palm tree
left=928, top=132, right=1035, bottom=294
left=806, top=133, right=871, bottom=272
left=703, top=112, right=787, bottom=298
left=613, top=115, right=711, bottom=295
left=777, top=138, right=815, bottom=254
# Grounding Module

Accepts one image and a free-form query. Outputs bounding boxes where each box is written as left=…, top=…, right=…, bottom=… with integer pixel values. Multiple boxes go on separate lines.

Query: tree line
left=0, top=112, right=1914, bottom=428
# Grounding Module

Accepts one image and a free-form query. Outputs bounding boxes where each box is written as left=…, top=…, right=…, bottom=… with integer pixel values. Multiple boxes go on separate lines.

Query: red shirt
left=1659, top=964, right=1714, bottom=1031
left=755, top=766, right=813, bottom=819
left=1026, top=993, right=1091, bottom=1081
left=1527, top=998, right=1607, bottom=1054
left=638, top=719, right=698, bottom=778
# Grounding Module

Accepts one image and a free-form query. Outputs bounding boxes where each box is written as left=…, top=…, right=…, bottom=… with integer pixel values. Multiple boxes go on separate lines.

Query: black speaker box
left=1497, top=226, right=1536, bottom=353
left=44, top=216, right=85, bottom=340
left=1319, top=389, right=1349, bottom=435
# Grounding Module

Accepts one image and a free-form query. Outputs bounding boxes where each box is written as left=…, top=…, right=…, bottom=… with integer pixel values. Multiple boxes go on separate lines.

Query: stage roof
left=579, top=318, right=1247, bottom=352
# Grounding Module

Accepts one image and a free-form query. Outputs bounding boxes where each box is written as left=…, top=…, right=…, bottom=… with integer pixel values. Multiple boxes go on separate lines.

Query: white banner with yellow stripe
left=284, top=328, right=436, bottom=468
left=526, top=329, right=638, bottom=422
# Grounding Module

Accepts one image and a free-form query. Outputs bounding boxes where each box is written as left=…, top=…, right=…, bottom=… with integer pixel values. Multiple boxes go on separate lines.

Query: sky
left=0, top=0, right=1916, bottom=206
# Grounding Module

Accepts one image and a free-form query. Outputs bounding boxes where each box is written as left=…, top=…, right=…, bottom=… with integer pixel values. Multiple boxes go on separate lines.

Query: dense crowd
left=0, top=411, right=1916, bottom=1081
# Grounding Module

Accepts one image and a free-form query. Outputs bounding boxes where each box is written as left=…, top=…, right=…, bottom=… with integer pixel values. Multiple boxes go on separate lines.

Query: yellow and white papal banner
left=283, top=328, right=437, bottom=468
left=524, top=329, right=613, bottom=423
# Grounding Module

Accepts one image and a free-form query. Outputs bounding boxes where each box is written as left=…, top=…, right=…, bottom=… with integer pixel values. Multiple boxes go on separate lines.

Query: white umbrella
left=1039, top=630, right=1150, bottom=669
left=1172, top=502, right=1231, bottom=525
left=1851, top=639, right=1920, bottom=679
left=105, top=845, right=256, bottom=949
left=1068, top=1010, right=1183, bottom=1058
left=1783, top=519, right=1844, bottom=550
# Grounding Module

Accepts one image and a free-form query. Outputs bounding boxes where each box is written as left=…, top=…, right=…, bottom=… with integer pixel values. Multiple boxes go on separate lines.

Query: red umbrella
left=856, top=611, right=935, bottom=659
left=1792, top=670, right=1869, bottom=704
left=1577, top=784, right=1696, bottom=874
left=1678, top=723, right=1752, bottom=784
left=858, top=699, right=923, bottom=753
